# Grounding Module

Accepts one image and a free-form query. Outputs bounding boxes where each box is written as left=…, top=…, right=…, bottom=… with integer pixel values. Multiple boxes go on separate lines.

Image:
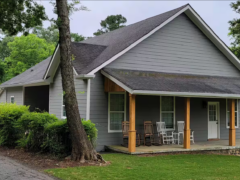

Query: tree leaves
left=0, top=0, right=47, bottom=36
left=93, top=15, right=127, bottom=36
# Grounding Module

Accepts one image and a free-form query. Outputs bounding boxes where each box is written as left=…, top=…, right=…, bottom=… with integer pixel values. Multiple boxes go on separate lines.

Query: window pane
left=11, top=97, right=14, bottom=103
left=110, top=113, right=123, bottom=130
left=110, top=94, right=124, bottom=111
left=162, top=97, right=174, bottom=111
left=63, top=106, right=66, bottom=117
left=162, top=113, right=174, bottom=129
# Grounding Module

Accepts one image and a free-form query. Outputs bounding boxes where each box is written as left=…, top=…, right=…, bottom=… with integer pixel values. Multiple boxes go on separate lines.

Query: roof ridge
left=80, top=4, right=189, bottom=44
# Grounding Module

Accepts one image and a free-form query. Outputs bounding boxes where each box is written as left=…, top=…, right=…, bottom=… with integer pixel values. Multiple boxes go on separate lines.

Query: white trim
left=88, top=6, right=189, bottom=75
left=61, top=94, right=66, bottom=119
left=108, top=92, right=126, bottom=133
left=133, top=90, right=240, bottom=99
left=226, top=99, right=239, bottom=129
left=76, top=74, right=95, bottom=79
left=160, top=96, right=175, bottom=131
left=207, top=102, right=220, bottom=139
left=22, top=87, right=25, bottom=105
left=10, top=96, right=14, bottom=104
left=86, top=79, right=91, bottom=120
left=101, top=70, right=133, bottom=93
left=44, top=44, right=59, bottom=80
left=73, top=67, right=78, bottom=76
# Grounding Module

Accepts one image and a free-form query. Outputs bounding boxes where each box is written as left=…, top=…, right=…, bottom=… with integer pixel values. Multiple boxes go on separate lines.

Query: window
left=160, top=96, right=175, bottom=130
left=226, top=99, right=238, bottom=128
left=62, top=95, right=66, bottom=119
left=10, top=96, right=14, bottom=104
left=108, top=92, right=126, bottom=132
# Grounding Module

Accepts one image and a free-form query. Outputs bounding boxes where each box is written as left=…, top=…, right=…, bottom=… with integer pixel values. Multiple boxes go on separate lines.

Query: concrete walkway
left=0, top=155, right=56, bottom=180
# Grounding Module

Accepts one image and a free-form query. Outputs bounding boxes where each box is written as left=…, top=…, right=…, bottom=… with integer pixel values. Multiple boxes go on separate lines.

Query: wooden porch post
left=229, top=99, right=236, bottom=146
left=129, top=94, right=136, bottom=153
left=184, top=97, right=191, bottom=149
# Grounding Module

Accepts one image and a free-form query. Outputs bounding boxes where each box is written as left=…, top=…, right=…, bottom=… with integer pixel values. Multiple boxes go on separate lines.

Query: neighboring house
left=1, top=4, right=240, bottom=152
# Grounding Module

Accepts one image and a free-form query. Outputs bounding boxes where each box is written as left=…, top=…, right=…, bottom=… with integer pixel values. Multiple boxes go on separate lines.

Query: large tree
left=229, top=1, right=240, bottom=59
left=0, top=36, right=14, bottom=61
left=0, top=0, right=47, bottom=36
left=56, top=0, right=99, bottom=162
left=93, top=15, right=127, bottom=36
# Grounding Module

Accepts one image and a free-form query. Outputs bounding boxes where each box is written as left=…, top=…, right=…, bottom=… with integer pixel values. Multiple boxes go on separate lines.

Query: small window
left=108, top=92, right=126, bottom=132
left=160, top=96, right=175, bottom=130
left=62, top=95, right=66, bottom=119
left=10, top=96, right=14, bottom=104
left=226, top=99, right=238, bottom=128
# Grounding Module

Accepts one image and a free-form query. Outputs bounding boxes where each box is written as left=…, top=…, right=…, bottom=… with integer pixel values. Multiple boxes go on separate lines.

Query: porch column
left=184, top=97, right=191, bottom=149
left=229, top=99, right=236, bottom=146
left=129, top=94, right=136, bottom=153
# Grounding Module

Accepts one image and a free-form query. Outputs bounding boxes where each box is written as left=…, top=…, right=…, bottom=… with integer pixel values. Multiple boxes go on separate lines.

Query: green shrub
left=0, top=103, right=29, bottom=146
left=42, top=120, right=70, bottom=156
left=82, top=119, right=98, bottom=147
left=42, top=119, right=98, bottom=156
left=15, top=112, right=58, bottom=151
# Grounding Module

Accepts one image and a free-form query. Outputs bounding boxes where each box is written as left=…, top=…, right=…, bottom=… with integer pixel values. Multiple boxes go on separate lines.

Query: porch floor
left=105, top=139, right=240, bottom=155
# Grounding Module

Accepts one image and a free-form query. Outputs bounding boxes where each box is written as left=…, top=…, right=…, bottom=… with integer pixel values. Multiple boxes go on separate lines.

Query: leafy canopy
left=229, top=1, right=240, bottom=59
left=4, top=34, right=55, bottom=80
left=93, top=15, right=127, bottom=36
left=0, top=0, right=47, bottom=36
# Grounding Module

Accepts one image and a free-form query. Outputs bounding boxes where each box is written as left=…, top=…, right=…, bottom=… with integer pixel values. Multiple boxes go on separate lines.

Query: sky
left=38, top=1, right=238, bottom=46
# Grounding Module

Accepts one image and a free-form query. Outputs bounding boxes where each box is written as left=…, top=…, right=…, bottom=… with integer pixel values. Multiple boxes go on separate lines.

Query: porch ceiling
left=102, top=68, right=240, bottom=98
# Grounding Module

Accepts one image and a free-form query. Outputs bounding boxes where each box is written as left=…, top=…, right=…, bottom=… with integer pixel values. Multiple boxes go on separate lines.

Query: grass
left=45, top=154, right=240, bottom=180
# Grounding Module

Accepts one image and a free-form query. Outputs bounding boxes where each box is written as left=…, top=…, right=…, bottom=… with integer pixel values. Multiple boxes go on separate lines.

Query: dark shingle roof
left=103, top=68, right=240, bottom=94
left=73, top=4, right=188, bottom=74
left=1, top=57, right=51, bottom=87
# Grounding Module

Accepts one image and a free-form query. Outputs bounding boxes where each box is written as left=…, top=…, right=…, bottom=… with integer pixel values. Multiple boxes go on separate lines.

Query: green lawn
left=46, top=154, right=240, bottom=180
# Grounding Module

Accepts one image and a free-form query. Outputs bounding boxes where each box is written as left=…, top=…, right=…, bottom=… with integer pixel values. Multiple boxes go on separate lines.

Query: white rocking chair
left=177, top=121, right=194, bottom=145
left=156, top=122, right=174, bottom=144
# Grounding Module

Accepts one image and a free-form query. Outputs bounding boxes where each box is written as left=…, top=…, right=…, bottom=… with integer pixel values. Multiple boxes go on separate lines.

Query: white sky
left=38, top=1, right=238, bottom=46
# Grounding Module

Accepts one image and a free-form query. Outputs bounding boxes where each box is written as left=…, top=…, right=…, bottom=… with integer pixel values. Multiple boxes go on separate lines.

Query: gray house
left=1, top=4, right=240, bottom=153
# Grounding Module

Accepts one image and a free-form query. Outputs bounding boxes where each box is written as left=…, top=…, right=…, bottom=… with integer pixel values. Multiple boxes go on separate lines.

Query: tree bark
left=56, top=0, right=97, bottom=162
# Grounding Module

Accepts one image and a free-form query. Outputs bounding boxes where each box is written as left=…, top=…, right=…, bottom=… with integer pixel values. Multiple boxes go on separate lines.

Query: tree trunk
left=56, top=0, right=97, bottom=162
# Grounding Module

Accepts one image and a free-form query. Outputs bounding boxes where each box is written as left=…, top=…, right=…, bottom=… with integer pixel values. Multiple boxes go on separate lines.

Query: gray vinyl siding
left=6, top=87, right=23, bottom=105
left=49, top=68, right=87, bottom=119
left=0, top=90, right=6, bottom=103
left=107, top=13, right=240, bottom=77
left=90, top=72, right=122, bottom=151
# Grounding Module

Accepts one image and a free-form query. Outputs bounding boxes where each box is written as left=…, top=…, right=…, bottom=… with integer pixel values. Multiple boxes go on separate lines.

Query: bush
left=82, top=119, right=98, bottom=147
left=42, top=120, right=70, bottom=156
left=0, top=103, right=29, bottom=146
left=42, top=119, right=98, bottom=156
left=15, top=112, right=58, bottom=151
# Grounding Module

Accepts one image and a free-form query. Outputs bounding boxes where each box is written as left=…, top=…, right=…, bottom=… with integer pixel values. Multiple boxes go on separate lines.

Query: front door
left=208, top=102, right=219, bottom=139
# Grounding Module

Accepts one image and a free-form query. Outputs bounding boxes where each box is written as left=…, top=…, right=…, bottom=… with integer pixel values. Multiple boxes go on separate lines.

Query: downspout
left=86, top=79, right=91, bottom=120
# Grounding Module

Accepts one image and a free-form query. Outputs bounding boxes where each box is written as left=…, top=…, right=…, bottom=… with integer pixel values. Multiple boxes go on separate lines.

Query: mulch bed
left=0, top=146, right=110, bottom=170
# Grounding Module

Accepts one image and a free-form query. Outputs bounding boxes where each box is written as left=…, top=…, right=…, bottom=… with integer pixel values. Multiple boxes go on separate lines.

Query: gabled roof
left=0, top=57, right=51, bottom=87
left=2, top=4, right=240, bottom=88
left=102, top=68, right=240, bottom=98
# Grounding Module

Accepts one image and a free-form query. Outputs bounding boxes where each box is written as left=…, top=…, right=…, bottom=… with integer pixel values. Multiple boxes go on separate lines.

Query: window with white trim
left=226, top=99, right=238, bottom=128
left=108, top=92, right=126, bottom=132
left=62, top=95, right=66, bottom=119
left=160, top=96, right=175, bottom=130
left=10, top=96, right=14, bottom=104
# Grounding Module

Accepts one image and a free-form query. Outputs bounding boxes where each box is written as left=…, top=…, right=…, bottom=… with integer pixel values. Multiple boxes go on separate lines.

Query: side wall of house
left=49, top=68, right=87, bottom=119
left=106, top=13, right=240, bottom=77
left=0, top=90, right=6, bottom=103
left=6, top=87, right=23, bottom=105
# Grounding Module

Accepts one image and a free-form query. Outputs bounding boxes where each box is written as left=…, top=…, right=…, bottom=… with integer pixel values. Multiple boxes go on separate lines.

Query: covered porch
left=102, top=68, right=240, bottom=153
